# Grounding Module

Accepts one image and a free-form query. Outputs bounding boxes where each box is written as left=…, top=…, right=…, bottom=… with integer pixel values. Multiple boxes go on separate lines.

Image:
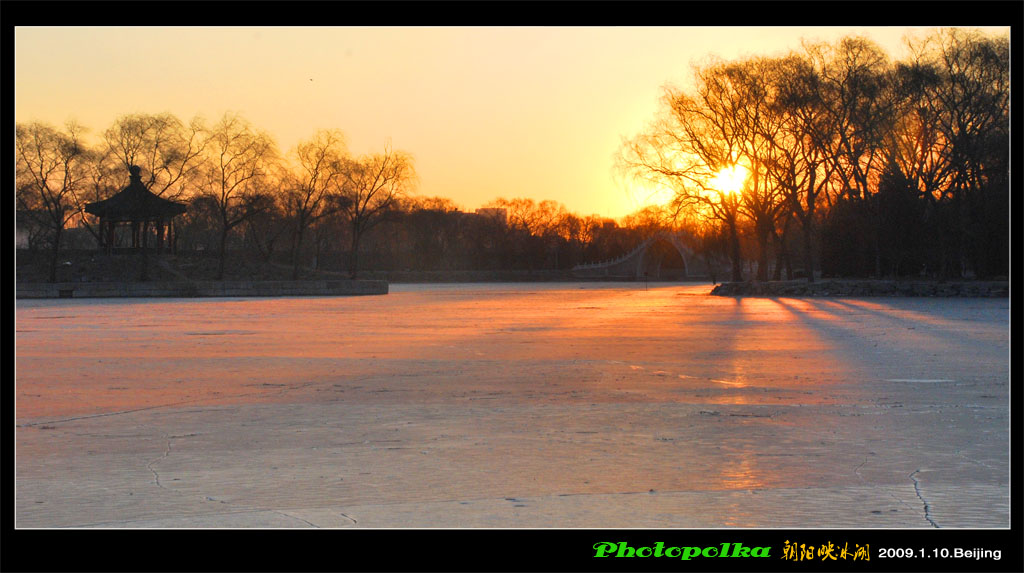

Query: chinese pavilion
left=85, top=165, right=187, bottom=254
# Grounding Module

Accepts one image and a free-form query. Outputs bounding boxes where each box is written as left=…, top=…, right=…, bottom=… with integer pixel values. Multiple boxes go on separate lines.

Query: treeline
left=15, top=114, right=655, bottom=281
left=15, top=116, right=421, bottom=281
left=295, top=197, right=661, bottom=274
left=621, top=28, right=1009, bottom=281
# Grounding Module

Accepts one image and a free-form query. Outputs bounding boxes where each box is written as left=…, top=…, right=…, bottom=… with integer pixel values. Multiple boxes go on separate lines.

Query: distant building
left=16, top=210, right=33, bottom=249
left=474, top=207, right=507, bottom=226
left=16, top=225, right=30, bottom=249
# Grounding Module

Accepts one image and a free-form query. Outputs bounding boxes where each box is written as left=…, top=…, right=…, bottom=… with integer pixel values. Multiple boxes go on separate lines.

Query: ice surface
left=15, top=283, right=1009, bottom=527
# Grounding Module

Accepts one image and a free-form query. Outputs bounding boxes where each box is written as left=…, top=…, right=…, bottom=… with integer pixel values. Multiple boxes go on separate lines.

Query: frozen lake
left=15, top=282, right=1010, bottom=527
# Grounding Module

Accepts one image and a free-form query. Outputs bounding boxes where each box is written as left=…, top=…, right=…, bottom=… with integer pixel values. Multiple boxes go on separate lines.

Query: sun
left=710, top=164, right=749, bottom=194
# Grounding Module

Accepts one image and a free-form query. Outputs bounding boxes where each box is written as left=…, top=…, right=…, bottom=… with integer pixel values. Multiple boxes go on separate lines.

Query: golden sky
left=14, top=26, right=1008, bottom=219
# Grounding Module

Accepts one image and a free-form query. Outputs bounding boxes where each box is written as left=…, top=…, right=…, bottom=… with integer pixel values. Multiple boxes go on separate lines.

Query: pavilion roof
left=85, top=166, right=187, bottom=221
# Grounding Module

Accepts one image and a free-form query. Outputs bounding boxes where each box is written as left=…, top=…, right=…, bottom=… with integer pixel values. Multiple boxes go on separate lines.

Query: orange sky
left=14, top=26, right=1009, bottom=219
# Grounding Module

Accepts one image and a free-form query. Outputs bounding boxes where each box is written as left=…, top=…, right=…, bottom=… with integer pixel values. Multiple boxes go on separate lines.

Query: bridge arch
left=571, top=230, right=696, bottom=280
left=636, top=235, right=688, bottom=279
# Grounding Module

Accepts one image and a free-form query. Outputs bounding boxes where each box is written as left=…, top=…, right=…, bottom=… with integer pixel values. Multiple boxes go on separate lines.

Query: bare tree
left=284, top=129, right=350, bottom=279
left=718, top=57, right=790, bottom=281
left=761, top=54, right=838, bottom=282
left=196, top=113, right=279, bottom=279
left=16, top=121, right=92, bottom=282
left=103, top=112, right=207, bottom=200
left=621, top=57, right=781, bottom=281
left=904, top=28, right=1009, bottom=277
left=482, top=198, right=539, bottom=235
left=804, top=37, right=896, bottom=206
left=241, top=164, right=292, bottom=265
left=916, top=29, right=1009, bottom=197
left=802, top=37, right=899, bottom=276
left=887, top=59, right=952, bottom=203
left=620, top=204, right=672, bottom=235
left=75, top=144, right=124, bottom=246
left=340, top=142, right=416, bottom=278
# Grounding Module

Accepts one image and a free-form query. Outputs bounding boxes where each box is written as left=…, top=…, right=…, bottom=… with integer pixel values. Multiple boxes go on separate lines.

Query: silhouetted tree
left=874, top=160, right=928, bottom=276
left=906, top=29, right=1009, bottom=277
left=339, top=143, right=415, bottom=278
left=622, top=57, right=782, bottom=281
left=809, top=37, right=900, bottom=276
left=762, top=54, right=836, bottom=282
left=102, top=112, right=207, bottom=201
left=196, top=113, right=279, bottom=279
left=285, top=129, right=350, bottom=279
left=16, top=121, right=92, bottom=282
left=402, top=197, right=463, bottom=270
left=75, top=142, right=123, bottom=247
left=622, top=31, right=1006, bottom=282
left=719, top=56, right=789, bottom=281
left=243, top=190, right=291, bottom=264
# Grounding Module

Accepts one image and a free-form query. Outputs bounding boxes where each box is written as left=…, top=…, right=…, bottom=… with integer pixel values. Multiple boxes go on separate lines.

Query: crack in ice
left=146, top=438, right=174, bottom=491
left=955, top=449, right=997, bottom=471
left=854, top=457, right=914, bottom=513
left=143, top=434, right=323, bottom=528
left=270, top=510, right=320, bottom=528
left=338, top=512, right=358, bottom=525
left=909, top=470, right=940, bottom=528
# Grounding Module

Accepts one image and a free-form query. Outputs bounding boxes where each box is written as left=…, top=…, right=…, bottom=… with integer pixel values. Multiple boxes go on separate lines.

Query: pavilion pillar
left=131, top=222, right=139, bottom=248
left=157, top=220, right=165, bottom=253
left=106, top=220, right=116, bottom=254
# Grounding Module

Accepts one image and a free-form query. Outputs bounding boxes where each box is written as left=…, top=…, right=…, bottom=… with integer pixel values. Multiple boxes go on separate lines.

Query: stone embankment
left=16, top=279, right=388, bottom=299
left=711, top=279, right=1008, bottom=297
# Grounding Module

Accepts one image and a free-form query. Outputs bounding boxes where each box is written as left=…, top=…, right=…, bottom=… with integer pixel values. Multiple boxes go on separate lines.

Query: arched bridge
left=571, top=231, right=697, bottom=280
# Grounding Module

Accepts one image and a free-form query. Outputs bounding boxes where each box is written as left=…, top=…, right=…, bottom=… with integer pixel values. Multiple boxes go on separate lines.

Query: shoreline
left=15, top=279, right=389, bottom=299
left=14, top=277, right=1010, bottom=299
left=710, top=279, right=1008, bottom=298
